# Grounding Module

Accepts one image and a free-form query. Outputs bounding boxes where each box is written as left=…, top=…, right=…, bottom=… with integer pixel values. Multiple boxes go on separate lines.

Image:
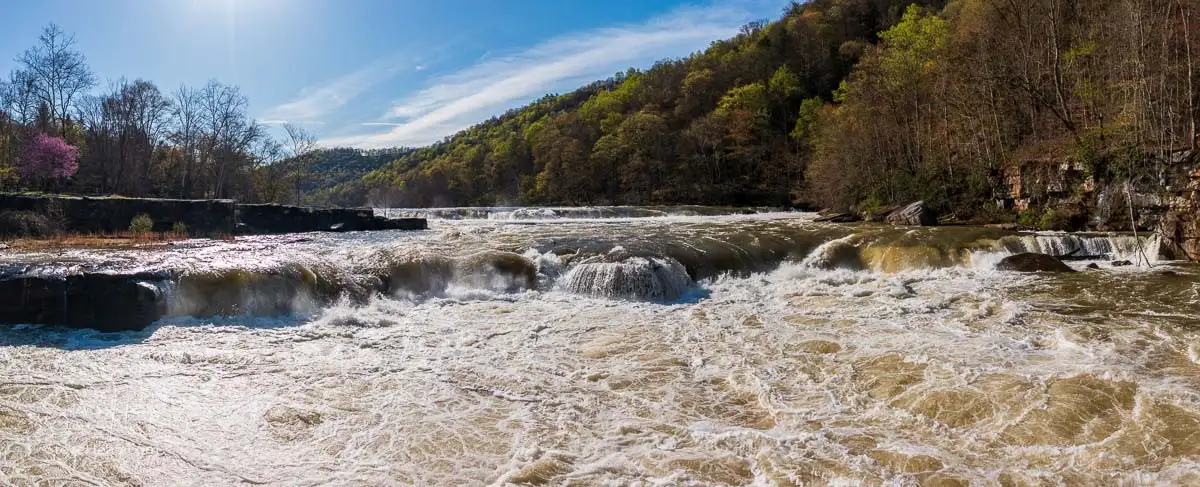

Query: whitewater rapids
left=2, top=210, right=1199, bottom=486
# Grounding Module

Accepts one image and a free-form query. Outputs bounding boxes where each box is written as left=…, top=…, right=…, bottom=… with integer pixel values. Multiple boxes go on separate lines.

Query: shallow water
left=2, top=210, right=1198, bottom=486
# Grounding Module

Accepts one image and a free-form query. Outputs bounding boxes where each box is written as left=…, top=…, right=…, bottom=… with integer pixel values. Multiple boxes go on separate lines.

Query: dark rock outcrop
left=995, top=253, right=1076, bottom=273
left=0, top=193, right=236, bottom=236
left=236, top=204, right=426, bottom=235
left=0, top=271, right=169, bottom=331
left=0, top=194, right=429, bottom=238
left=814, top=212, right=860, bottom=223
left=887, top=201, right=938, bottom=226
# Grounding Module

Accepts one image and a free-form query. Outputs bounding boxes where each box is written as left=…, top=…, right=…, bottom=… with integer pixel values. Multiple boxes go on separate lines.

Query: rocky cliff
left=998, top=149, right=1198, bottom=259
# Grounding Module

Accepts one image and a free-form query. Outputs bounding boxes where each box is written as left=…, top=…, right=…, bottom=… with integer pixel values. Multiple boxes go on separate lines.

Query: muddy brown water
left=1, top=210, right=1198, bottom=485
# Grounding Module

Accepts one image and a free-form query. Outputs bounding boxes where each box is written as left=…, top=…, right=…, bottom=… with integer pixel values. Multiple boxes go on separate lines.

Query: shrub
left=1017, top=208, right=1041, bottom=229
left=171, top=221, right=188, bottom=235
left=0, top=211, right=57, bottom=237
left=1018, top=207, right=1074, bottom=231
left=1038, top=208, right=1074, bottom=231
left=129, top=214, right=154, bottom=234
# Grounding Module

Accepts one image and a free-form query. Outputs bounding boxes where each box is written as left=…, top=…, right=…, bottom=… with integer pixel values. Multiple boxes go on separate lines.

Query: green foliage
left=1017, top=207, right=1071, bottom=231
left=768, top=66, right=802, bottom=101
left=716, top=83, right=770, bottom=116
left=1038, top=208, right=1073, bottom=231
left=879, top=5, right=949, bottom=73
left=171, top=221, right=188, bottom=235
left=129, top=213, right=153, bottom=234
left=790, top=97, right=825, bottom=142
left=858, top=196, right=885, bottom=216
left=1017, top=208, right=1041, bottom=229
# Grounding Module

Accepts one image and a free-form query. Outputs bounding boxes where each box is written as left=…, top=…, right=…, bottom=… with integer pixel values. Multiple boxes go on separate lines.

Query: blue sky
left=0, top=0, right=782, bottom=149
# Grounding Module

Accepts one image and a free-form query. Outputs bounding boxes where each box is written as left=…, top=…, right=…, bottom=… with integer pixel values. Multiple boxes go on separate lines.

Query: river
left=2, top=209, right=1198, bottom=485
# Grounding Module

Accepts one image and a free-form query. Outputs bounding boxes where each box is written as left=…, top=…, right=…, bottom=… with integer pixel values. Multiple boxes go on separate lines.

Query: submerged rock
left=1086, top=263, right=1101, bottom=270
left=887, top=201, right=938, bottom=226
left=1111, top=260, right=1134, bottom=267
left=562, top=253, right=694, bottom=301
left=995, top=253, right=1076, bottom=273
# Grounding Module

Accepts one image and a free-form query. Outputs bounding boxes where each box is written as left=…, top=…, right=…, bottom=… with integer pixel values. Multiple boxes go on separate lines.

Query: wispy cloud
left=258, top=119, right=325, bottom=126
left=263, top=58, right=405, bottom=124
left=321, top=2, right=770, bottom=149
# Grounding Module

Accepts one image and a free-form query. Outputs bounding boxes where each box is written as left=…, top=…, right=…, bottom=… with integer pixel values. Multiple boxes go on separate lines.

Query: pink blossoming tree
left=19, top=132, right=79, bottom=185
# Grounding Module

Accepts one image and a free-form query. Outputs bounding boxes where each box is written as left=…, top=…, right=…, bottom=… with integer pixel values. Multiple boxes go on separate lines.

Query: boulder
left=0, top=272, right=169, bottom=331
left=1086, top=263, right=1101, bottom=270
left=995, top=253, right=1076, bottom=273
left=887, top=201, right=938, bottom=226
left=1111, top=260, right=1134, bottom=267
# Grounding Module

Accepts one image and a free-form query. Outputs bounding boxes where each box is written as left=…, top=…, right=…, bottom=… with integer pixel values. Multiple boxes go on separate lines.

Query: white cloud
left=263, top=58, right=405, bottom=124
left=321, top=2, right=770, bottom=149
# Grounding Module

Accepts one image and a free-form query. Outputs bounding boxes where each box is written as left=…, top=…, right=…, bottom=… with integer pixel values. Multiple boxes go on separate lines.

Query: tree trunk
left=1183, top=0, right=1198, bottom=149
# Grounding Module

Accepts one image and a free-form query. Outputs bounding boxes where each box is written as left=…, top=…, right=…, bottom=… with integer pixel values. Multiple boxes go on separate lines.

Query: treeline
left=811, top=0, right=1199, bottom=215
left=332, top=0, right=1197, bottom=216
left=324, top=0, right=949, bottom=208
left=278, top=147, right=411, bottom=206
left=0, top=24, right=341, bottom=203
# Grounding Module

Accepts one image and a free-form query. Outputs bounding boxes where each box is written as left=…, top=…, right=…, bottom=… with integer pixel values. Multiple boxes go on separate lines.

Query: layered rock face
left=1159, top=153, right=1200, bottom=260
left=998, top=149, right=1199, bottom=260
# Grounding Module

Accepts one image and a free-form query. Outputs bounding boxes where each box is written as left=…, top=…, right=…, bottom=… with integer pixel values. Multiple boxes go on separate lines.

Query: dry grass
left=2, top=231, right=195, bottom=251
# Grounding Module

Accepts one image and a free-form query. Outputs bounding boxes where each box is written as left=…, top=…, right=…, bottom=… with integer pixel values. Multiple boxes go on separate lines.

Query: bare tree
left=170, top=85, right=203, bottom=198
left=284, top=123, right=318, bottom=157
left=17, top=24, right=96, bottom=132
left=1, top=70, right=40, bottom=125
left=102, top=79, right=171, bottom=193
left=284, top=122, right=318, bottom=204
left=199, top=80, right=261, bottom=198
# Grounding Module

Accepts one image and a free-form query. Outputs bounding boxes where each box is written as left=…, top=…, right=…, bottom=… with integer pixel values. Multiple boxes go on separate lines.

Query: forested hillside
left=331, top=0, right=1197, bottom=217
left=274, top=147, right=412, bottom=205
left=331, top=0, right=950, bottom=208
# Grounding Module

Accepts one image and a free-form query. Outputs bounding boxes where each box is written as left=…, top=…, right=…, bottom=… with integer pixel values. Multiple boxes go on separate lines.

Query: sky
left=0, top=0, right=783, bottom=149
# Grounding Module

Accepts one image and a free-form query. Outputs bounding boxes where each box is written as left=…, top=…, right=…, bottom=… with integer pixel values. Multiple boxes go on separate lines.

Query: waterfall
left=560, top=256, right=694, bottom=301
left=998, top=234, right=1162, bottom=264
